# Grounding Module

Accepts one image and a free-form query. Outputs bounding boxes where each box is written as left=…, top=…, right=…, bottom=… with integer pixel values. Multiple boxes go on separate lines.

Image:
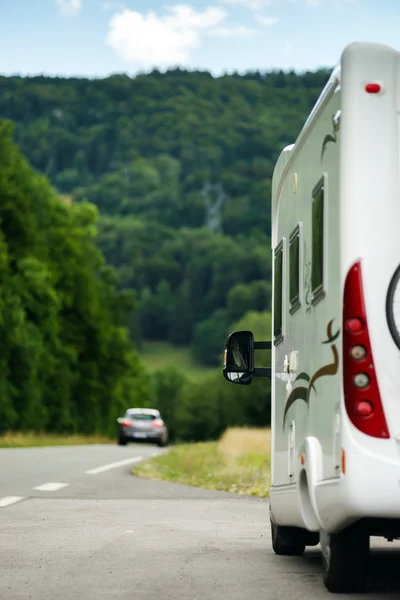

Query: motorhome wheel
left=320, top=525, right=369, bottom=593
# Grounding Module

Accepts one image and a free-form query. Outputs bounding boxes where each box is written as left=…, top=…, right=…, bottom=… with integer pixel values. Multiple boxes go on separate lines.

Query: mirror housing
left=223, top=330, right=255, bottom=385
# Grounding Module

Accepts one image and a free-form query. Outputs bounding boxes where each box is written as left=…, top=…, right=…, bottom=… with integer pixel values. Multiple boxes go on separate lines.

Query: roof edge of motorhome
left=271, top=65, right=341, bottom=246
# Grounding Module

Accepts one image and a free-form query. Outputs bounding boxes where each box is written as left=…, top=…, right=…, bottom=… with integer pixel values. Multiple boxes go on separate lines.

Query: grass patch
left=132, top=427, right=271, bottom=497
left=139, top=340, right=216, bottom=381
left=0, top=432, right=114, bottom=448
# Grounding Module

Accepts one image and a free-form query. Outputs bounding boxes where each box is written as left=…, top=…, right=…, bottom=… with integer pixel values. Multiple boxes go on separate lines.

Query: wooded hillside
left=0, top=68, right=330, bottom=365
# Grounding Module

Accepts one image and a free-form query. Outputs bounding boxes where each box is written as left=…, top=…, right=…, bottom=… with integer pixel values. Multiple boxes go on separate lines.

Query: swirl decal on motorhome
left=321, top=110, right=341, bottom=161
left=304, top=260, right=312, bottom=313
left=283, top=319, right=340, bottom=425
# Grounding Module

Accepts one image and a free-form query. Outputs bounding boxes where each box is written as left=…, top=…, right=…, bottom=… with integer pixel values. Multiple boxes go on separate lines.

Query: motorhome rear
left=222, top=41, right=400, bottom=593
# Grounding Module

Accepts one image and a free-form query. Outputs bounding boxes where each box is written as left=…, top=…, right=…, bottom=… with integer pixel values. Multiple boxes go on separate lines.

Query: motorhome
left=223, top=41, right=400, bottom=593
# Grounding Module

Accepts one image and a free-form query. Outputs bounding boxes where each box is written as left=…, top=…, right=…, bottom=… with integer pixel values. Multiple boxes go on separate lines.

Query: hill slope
left=0, top=68, right=331, bottom=364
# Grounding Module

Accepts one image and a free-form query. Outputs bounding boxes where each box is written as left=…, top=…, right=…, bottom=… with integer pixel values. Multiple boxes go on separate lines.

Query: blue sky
left=1, top=0, right=400, bottom=77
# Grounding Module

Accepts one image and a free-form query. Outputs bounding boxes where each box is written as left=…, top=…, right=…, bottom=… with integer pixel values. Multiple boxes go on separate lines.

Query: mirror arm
left=254, top=368, right=271, bottom=379
left=224, top=365, right=254, bottom=373
left=254, top=341, right=271, bottom=350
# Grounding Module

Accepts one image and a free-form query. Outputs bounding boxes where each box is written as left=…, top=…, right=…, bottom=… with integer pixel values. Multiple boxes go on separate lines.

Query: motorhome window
left=311, top=178, right=325, bottom=302
left=274, top=241, right=283, bottom=343
left=289, top=225, right=301, bottom=314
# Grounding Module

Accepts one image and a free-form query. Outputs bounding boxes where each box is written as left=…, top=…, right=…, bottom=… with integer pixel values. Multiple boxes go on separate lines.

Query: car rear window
left=127, top=414, right=156, bottom=421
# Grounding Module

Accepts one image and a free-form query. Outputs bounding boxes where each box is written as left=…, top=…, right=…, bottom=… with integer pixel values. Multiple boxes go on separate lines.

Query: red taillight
left=343, top=261, right=389, bottom=438
left=365, top=83, right=381, bottom=94
left=356, top=400, right=374, bottom=417
left=121, top=419, right=132, bottom=427
left=151, top=419, right=164, bottom=429
left=345, top=317, right=364, bottom=333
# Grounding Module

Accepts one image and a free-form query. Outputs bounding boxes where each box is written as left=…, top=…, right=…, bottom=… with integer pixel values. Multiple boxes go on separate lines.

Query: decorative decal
left=303, top=242, right=312, bottom=313
left=321, top=110, right=341, bottom=162
left=295, top=372, right=317, bottom=393
left=283, top=319, right=340, bottom=425
left=295, top=372, right=310, bottom=383
left=304, top=262, right=312, bottom=312
left=283, top=386, right=308, bottom=419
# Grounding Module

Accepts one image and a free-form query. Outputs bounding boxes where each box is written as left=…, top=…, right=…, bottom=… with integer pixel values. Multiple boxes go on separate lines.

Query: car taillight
left=120, top=419, right=132, bottom=427
left=343, top=260, right=389, bottom=438
left=151, top=419, right=164, bottom=428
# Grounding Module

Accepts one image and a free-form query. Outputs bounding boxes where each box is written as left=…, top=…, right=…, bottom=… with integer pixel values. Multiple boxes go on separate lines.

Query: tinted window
left=127, top=413, right=156, bottom=421
left=289, top=227, right=300, bottom=312
left=274, top=241, right=283, bottom=341
left=312, top=179, right=324, bottom=296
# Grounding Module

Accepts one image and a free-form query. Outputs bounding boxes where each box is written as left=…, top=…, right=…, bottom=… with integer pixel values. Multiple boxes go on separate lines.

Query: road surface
left=0, top=443, right=400, bottom=599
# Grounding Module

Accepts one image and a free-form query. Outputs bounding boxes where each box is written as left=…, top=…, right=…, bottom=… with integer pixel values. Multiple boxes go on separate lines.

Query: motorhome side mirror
left=223, top=330, right=255, bottom=385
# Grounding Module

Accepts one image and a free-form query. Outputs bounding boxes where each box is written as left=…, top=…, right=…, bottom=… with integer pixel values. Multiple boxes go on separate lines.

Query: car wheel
left=321, top=525, right=369, bottom=593
left=157, top=438, right=167, bottom=447
left=271, top=520, right=306, bottom=556
left=118, top=436, right=127, bottom=446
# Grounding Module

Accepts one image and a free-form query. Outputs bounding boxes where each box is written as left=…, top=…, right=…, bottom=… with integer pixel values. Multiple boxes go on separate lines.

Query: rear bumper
left=270, top=433, right=400, bottom=534
left=317, top=447, right=400, bottom=530
left=120, top=427, right=166, bottom=441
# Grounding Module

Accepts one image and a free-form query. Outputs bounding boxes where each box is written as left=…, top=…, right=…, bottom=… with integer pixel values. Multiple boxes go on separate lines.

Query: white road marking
left=85, top=456, right=143, bottom=475
left=33, top=482, right=69, bottom=492
left=0, top=496, right=25, bottom=508
left=125, top=530, right=135, bottom=533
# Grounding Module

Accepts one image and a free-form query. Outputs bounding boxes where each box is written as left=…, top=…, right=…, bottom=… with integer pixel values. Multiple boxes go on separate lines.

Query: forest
left=0, top=67, right=331, bottom=439
left=0, top=67, right=330, bottom=363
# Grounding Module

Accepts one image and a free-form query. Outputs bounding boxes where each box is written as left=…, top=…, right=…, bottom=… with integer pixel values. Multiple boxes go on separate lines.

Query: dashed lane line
left=33, top=482, right=69, bottom=492
left=0, top=496, right=25, bottom=508
left=85, top=456, right=143, bottom=475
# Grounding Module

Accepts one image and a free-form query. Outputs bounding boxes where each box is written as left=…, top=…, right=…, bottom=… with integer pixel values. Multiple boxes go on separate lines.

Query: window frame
left=289, top=222, right=303, bottom=315
left=273, top=238, right=285, bottom=346
left=311, top=175, right=327, bottom=306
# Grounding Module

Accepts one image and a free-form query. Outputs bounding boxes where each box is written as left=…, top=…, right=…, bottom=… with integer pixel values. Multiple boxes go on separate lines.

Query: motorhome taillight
left=350, top=345, right=367, bottom=360
left=354, top=373, right=370, bottom=389
left=343, top=261, right=390, bottom=438
left=345, top=317, right=364, bottom=333
left=365, top=83, right=381, bottom=94
left=356, top=400, right=374, bottom=417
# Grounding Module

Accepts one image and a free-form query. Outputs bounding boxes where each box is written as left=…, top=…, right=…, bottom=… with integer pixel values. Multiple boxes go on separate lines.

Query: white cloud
left=217, top=0, right=268, bottom=9
left=305, top=0, right=358, bottom=7
left=218, top=0, right=356, bottom=9
left=57, top=0, right=81, bottom=16
left=255, top=15, right=280, bottom=25
left=106, top=4, right=257, bottom=69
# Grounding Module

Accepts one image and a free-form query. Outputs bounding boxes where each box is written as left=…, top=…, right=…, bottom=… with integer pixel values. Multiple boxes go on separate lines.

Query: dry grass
left=219, top=427, right=271, bottom=458
left=132, top=427, right=271, bottom=497
left=0, top=432, right=114, bottom=448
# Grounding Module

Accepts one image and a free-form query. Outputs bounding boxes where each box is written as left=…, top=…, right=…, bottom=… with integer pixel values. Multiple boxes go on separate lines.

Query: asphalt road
left=1, top=444, right=400, bottom=599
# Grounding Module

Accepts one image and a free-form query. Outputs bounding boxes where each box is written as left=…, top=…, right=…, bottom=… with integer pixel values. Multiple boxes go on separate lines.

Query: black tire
left=118, top=436, right=127, bottom=446
left=157, top=438, right=167, bottom=448
left=271, top=521, right=306, bottom=556
left=386, top=263, right=400, bottom=350
left=321, top=525, right=369, bottom=593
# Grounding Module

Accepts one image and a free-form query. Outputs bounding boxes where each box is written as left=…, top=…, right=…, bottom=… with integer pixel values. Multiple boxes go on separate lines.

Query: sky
left=1, top=0, right=400, bottom=78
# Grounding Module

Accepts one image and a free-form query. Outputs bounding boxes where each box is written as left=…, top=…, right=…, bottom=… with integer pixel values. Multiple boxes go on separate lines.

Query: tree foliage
left=0, top=68, right=330, bottom=365
left=0, top=67, right=331, bottom=440
left=0, top=121, right=151, bottom=435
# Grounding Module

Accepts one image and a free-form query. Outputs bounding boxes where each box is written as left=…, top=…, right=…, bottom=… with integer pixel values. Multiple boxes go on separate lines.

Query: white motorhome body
left=222, top=40, right=400, bottom=593
left=269, top=40, right=400, bottom=591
